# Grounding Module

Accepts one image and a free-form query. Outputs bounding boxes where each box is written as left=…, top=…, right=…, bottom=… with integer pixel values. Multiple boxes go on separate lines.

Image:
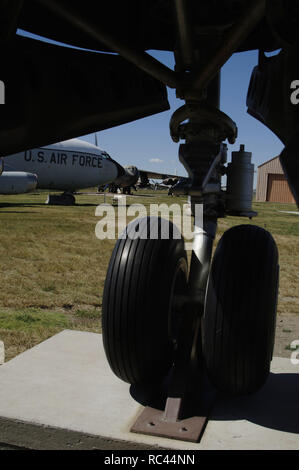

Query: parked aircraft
left=2, top=138, right=125, bottom=203
left=2, top=138, right=182, bottom=203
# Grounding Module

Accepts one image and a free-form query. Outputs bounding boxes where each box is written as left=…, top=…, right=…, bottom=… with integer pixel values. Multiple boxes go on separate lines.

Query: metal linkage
left=170, top=103, right=238, bottom=145
left=37, top=0, right=266, bottom=100
left=169, top=98, right=234, bottom=205
left=171, top=142, right=223, bottom=198
left=37, top=0, right=180, bottom=90
left=173, top=0, right=194, bottom=71
left=188, top=0, right=266, bottom=98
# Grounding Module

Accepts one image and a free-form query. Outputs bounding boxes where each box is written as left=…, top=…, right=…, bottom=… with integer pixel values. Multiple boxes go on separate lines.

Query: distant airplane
left=2, top=138, right=183, bottom=203
left=110, top=167, right=184, bottom=195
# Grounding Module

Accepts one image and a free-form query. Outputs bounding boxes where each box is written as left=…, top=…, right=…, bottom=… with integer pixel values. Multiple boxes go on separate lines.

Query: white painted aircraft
left=1, top=138, right=124, bottom=203
left=1, top=138, right=183, bottom=203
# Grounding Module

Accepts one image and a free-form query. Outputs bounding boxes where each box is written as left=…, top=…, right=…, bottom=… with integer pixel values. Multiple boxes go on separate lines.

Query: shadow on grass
left=0, top=210, right=41, bottom=214
left=0, top=202, right=100, bottom=208
left=0, top=203, right=44, bottom=208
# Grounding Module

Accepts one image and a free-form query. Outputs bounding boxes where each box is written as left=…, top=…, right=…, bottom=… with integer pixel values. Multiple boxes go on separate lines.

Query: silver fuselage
left=2, top=138, right=120, bottom=191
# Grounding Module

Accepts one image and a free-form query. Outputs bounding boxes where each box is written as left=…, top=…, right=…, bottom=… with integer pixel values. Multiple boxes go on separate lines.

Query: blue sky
left=18, top=30, right=284, bottom=186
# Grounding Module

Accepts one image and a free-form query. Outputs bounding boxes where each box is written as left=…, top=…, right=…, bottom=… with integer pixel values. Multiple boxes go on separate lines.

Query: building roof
left=258, top=155, right=280, bottom=168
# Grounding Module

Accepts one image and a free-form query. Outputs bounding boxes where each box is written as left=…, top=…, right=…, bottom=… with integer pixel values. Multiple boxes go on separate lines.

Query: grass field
left=0, top=189, right=298, bottom=361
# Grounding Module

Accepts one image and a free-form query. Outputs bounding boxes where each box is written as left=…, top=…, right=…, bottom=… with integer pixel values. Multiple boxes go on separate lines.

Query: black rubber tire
left=102, top=216, right=188, bottom=385
left=202, top=224, right=279, bottom=396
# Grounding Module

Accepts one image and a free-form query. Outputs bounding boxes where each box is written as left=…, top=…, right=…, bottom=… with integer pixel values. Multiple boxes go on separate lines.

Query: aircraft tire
left=102, top=216, right=188, bottom=385
left=202, top=224, right=279, bottom=396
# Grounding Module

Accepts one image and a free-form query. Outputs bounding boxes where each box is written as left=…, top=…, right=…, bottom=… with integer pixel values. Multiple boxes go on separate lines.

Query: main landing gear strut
left=102, top=2, right=279, bottom=443
left=102, top=87, right=279, bottom=442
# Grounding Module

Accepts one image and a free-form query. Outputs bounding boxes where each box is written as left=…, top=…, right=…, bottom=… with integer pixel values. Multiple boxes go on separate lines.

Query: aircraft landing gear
left=102, top=217, right=187, bottom=385
left=122, top=186, right=132, bottom=195
left=203, top=224, right=279, bottom=396
left=101, top=2, right=279, bottom=441
left=101, top=74, right=279, bottom=440
left=45, top=191, right=76, bottom=205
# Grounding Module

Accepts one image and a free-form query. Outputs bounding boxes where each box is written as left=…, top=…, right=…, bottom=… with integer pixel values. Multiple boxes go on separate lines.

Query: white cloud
left=149, top=158, right=164, bottom=163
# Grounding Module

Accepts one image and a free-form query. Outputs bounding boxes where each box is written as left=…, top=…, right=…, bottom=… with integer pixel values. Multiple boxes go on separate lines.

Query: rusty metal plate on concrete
left=131, top=406, right=207, bottom=443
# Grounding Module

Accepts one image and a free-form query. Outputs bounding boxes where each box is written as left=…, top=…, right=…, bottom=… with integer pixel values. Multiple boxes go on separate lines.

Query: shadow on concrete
left=129, top=368, right=218, bottom=418
left=130, top=381, right=168, bottom=412
left=130, top=372, right=299, bottom=435
left=212, top=372, right=299, bottom=435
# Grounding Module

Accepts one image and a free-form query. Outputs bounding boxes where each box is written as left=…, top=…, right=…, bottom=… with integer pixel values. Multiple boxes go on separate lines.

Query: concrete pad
left=0, top=341, right=4, bottom=364
left=277, top=210, right=299, bottom=215
left=0, top=330, right=298, bottom=450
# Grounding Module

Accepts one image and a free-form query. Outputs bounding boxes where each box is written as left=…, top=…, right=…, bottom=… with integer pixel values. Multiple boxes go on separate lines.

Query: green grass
left=285, top=343, right=299, bottom=351
left=0, top=308, right=69, bottom=331
left=0, top=306, right=102, bottom=361
left=0, top=189, right=298, bottom=361
left=74, top=308, right=101, bottom=319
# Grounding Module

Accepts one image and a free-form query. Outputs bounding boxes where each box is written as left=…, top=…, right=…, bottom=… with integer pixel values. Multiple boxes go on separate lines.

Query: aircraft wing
left=138, top=170, right=185, bottom=181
